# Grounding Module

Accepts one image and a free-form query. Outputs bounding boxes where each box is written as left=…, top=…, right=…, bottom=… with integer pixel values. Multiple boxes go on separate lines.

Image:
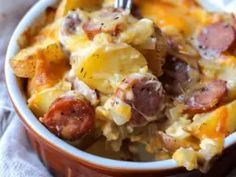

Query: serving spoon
left=114, top=0, right=132, bottom=10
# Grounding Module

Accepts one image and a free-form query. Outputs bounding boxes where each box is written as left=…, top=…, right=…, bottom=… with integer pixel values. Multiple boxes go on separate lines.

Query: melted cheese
left=134, top=0, right=211, bottom=36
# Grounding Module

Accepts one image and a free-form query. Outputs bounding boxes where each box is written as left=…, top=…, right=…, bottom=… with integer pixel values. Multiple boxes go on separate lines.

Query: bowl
left=4, top=0, right=236, bottom=176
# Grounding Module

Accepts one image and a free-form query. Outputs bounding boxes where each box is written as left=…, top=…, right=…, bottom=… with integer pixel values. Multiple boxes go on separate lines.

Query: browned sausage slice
left=160, top=56, right=191, bottom=95
left=198, top=22, right=236, bottom=53
left=82, top=22, right=101, bottom=40
left=82, top=7, right=126, bottom=40
left=160, top=55, right=200, bottom=96
left=184, top=80, right=227, bottom=114
left=129, top=109, right=148, bottom=127
left=116, top=74, right=165, bottom=127
left=40, top=95, right=95, bottom=141
left=129, top=77, right=164, bottom=117
left=157, top=131, right=181, bottom=153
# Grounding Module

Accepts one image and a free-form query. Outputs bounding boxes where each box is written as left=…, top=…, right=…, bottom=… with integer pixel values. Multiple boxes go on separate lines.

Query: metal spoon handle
left=114, top=0, right=132, bottom=10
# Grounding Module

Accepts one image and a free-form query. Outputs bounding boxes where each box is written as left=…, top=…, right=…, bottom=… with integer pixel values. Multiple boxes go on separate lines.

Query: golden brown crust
left=40, top=96, right=95, bottom=141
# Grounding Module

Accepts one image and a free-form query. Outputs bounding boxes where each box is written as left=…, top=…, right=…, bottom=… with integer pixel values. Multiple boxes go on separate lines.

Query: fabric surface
left=0, top=0, right=236, bottom=177
left=0, top=0, right=52, bottom=176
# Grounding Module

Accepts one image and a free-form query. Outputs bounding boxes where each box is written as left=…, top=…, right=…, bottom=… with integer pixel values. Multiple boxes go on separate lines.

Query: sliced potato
left=119, top=19, right=155, bottom=45
left=187, top=100, right=236, bottom=139
left=172, top=147, right=198, bottom=171
left=55, top=0, right=103, bottom=19
left=10, top=46, right=37, bottom=78
left=74, top=43, right=147, bottom=94
left=10, top=39, right=67, bottom=78
left=27, top=59, right=70, bottom=97
left=27, top=48, right=70, bottom=97
left=120, top=20, right=167, bottom=77
left=28, top=82, right=71, bottom=117
left=61, top=31, right=91, bottom=53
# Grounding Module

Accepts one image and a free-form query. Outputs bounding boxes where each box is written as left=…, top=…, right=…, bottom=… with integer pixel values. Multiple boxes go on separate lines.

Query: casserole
left=5, top=0, right=236, bottom=176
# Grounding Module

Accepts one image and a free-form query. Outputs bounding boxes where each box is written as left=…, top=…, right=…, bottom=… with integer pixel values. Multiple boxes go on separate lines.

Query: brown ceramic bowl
left=5, top=0, right=236, bottom=177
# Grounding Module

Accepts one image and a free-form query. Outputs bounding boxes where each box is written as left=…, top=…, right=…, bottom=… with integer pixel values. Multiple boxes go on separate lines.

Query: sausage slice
left=198, top=22, right=236, bottom=54
left=82, top=22, right=101, bottom=40
left=116, top=74, right=165, bottom=127
left=40, top=95, right=95, bottom=141
left=160, top=56, right=191, bottom=95
left=129, top=77, right=164, bottom=117
left=82, top=7, right=126, bottom=40
left=184, top=80, right=227, bottom=114
left=129, top=110, right=148, bottom=127
left=157, top=131, right=181, bottom=153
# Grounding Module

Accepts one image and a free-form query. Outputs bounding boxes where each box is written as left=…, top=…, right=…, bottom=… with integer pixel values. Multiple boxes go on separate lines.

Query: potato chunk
left=10, top=39, right=67, bottom=78
left=119, top=20, right=167, bottom=77
left=28, top=82, right=71, bottom=117
left=187, top=100, right=236, bottom=139
left=10, top=46, right=37, bottom=78
left=74, top=43, right=147, bottom=94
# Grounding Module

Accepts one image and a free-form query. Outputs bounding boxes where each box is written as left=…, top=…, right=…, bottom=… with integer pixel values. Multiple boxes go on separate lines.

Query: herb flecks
left=80, top=68, right=84, bottom=73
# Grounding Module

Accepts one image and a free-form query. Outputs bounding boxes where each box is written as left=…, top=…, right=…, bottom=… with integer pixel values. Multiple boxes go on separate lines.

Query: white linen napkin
left=0, top=0, right=51, bottom=176
left=0, top=0, right=236, bottom=177
left=0, top=117, right=52, bottom=177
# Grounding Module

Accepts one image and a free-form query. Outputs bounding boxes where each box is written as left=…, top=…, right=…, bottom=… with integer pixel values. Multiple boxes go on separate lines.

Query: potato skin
left=10, top=49, right=36, bottom=78
left=142, top=27, right=167, bottom=77
left=10, top=40, right=67, bottom=78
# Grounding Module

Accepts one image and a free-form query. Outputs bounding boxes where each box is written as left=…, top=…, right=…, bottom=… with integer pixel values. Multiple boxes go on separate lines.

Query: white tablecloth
left=0, top=0, right=236, bottom=177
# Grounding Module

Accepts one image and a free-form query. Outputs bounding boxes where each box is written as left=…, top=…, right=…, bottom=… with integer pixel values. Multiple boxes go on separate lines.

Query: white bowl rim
left=5, top=0, right=236, bottom=172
